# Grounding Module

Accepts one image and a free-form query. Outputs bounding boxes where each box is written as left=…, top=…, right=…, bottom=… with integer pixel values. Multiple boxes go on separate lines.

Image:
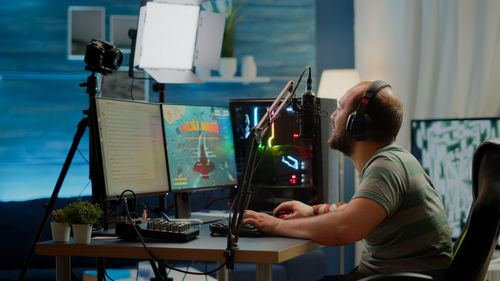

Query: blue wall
left=0, top=0, right=317, bottom=201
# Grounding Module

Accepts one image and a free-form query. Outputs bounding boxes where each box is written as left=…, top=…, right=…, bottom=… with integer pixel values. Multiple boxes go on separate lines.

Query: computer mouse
left=275, top=210, right=293, bottom=218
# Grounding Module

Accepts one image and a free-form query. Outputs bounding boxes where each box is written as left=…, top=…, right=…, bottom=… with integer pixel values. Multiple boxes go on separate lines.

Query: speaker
left=345, top=80, right=391, bottom=141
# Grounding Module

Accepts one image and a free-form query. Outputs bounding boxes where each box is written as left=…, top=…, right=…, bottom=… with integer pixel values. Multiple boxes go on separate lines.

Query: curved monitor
left=161, top=104, right=238, bottom=192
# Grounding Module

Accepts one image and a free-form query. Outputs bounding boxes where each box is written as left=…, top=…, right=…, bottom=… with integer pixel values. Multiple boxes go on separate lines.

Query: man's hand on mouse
left=243, top=200, right=314, bottom=235
left=273, top=200, right=313, bottom=219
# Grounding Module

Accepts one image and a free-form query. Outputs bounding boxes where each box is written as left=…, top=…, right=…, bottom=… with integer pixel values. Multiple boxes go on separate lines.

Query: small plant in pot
left=50, top=209, right=71, bottom=243
left=205, top=0, right=244, bottom=78
left=65, top=199, right=104, bottom=244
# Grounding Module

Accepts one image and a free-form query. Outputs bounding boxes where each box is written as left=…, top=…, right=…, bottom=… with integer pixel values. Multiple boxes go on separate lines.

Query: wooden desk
left=35, top=226, right=321, bottom=281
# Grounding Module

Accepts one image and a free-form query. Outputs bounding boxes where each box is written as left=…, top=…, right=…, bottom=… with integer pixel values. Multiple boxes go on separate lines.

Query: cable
left=120, top=190, right=227, bottom=277
left=77, top=148, right=89, bottom=164
left=291, top=65, right=310, bottom=99
left=77, top=180, right=91, bottom=198
left=104, top=267, right=116, bottom=281
left=181, top=261, right=193, bottom=281
left=129, top=77, right=135, bottom=101
left=98, top=75, right=105, bottom=95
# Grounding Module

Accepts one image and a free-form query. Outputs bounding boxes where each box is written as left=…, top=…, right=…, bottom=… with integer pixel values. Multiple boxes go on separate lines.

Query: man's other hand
left=243, top=210, right=281, bottom=235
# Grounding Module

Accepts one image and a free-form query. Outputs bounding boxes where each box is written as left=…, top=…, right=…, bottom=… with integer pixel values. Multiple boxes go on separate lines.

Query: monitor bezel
left=160, top=103, right=239, bottom=193
left=95, top=97, right=172, bottom=201
left=410, top=116, right=500, bottom=248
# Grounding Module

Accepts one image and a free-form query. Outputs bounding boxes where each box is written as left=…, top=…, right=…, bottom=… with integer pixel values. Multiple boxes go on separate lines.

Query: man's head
left=328, top=81, right=403, bottom=155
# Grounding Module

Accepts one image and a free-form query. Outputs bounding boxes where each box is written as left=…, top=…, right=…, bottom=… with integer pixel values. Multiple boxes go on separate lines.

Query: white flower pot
left=219, top=57, right=237, bottom=78
left=241, top=55, right=257, bottom=78
left=195, top=66, right=211, bottom=79
left=72, top=224, right=92, bottom=244
left=51, top=222, right=70, bottom=243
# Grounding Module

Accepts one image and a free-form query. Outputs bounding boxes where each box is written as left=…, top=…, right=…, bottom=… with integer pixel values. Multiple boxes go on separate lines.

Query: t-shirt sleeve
left=352, top=156, right=406, bottom=216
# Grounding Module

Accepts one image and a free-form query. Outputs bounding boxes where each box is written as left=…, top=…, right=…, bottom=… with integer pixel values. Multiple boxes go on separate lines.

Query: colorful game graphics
left=162, top=104, right=238, bottom=191
left=193, top=139, right=215, bottom=179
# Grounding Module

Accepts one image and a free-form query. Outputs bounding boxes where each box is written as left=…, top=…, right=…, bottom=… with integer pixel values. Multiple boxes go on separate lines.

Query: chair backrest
left=444, top=138, right=500, bottom=281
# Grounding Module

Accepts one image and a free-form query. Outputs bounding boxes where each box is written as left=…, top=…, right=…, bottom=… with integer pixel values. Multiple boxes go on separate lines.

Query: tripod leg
left=17, top=117, right=88, bottom=281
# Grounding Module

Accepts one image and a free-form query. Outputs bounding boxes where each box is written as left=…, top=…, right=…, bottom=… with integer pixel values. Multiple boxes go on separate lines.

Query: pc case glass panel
left=96, top=98, right=169, bottom=198
left=230, top=100, right=314, bottom=189
left=161, top=104, right=238, bottom=191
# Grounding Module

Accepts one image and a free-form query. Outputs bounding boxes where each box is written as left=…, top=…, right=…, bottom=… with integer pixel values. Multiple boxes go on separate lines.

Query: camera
left=84, top=39, right=123, bottom=75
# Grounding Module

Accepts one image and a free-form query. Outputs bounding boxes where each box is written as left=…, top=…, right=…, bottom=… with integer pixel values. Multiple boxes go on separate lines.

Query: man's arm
left=243, top=197, right=387, bottom=246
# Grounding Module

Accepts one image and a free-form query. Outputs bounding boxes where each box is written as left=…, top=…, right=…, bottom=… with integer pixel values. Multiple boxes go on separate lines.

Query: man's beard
left=328, top=127, right=354, bottom=156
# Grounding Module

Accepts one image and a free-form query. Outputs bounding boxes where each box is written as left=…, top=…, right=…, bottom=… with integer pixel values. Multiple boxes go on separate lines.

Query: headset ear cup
left=359, top=113, right=372, bottom=140
left=346, top=113, right=356, bottom=137
left=346, top=112, right=370, bottom=141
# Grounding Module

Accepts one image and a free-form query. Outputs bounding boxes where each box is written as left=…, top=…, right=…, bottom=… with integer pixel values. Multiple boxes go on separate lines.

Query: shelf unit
left=201, top=76, right=271, bottom=84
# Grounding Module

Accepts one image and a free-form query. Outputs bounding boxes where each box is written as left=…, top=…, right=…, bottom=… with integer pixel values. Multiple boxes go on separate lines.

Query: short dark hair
left=349, top=90, right=402, bottom=144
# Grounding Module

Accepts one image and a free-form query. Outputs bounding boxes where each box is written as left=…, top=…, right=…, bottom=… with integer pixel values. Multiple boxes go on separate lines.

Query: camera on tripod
left=84, top=39, right=123, bottom=75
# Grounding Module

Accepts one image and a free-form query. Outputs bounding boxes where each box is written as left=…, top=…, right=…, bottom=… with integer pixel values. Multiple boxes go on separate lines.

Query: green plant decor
left=50, top=209, right=69, bottom=224
left=221, top=6, right=243, bottom=57
left=64, top=199, right=104, bottom=226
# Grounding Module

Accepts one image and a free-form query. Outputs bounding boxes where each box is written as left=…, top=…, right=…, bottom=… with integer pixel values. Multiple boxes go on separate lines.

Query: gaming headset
left=345, top=80, right=391, bottom=141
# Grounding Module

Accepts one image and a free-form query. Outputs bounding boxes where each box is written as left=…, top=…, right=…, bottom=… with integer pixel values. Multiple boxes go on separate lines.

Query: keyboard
left=209, top=221, right=266, bottom=237
left=115, top=219, right=199, bottom=243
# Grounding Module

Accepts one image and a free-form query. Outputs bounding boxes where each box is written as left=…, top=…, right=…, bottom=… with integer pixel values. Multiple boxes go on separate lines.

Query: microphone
left=299, top=68, right=316, bottom=138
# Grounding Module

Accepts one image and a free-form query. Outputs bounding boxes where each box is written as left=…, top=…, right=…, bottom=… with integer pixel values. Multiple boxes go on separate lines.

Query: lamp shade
left=317, top=69, right=361, bottom=101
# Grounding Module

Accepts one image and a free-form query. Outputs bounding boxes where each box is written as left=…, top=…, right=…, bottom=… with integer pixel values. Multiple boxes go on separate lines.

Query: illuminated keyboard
left=209, top=221, right=265, bottom=237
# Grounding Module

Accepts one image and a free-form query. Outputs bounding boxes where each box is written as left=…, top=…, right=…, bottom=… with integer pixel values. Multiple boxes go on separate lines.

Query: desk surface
left=35, top=225, right=321, bottom=264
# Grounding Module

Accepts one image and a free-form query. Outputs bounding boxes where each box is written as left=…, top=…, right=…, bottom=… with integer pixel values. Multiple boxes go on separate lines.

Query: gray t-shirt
left=353, top=145, right=452, bottom=280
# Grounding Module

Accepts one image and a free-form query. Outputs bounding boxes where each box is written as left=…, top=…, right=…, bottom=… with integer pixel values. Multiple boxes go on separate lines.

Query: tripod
left=17, top=72, right=107, bottom=281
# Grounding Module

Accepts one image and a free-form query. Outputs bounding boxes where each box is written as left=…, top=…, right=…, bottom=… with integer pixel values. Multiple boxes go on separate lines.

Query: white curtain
left=354, top=0, right=500, bottom=148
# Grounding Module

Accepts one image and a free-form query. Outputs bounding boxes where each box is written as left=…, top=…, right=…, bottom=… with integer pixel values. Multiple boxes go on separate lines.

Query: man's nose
left=330, top=111, right=337, bottom=121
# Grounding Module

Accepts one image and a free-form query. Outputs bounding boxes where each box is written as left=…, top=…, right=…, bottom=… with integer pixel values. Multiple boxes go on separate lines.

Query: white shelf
left=202, top=76, right=271, bottom=84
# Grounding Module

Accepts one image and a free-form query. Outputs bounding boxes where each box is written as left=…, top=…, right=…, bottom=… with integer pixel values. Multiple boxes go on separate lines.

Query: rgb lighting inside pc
left=230, top=99, right=314, bottom=189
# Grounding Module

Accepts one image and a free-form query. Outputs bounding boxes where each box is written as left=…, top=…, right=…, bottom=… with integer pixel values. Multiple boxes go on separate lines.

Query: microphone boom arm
left=225, top=80, right=295, bottom=269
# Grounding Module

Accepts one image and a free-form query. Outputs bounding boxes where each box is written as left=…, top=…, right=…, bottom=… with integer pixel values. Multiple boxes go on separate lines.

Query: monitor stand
left=174, top=192, right=191, bottom=219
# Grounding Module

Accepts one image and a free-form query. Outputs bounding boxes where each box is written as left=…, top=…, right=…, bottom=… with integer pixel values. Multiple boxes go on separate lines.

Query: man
left=243, top=81, right=452, bottom=281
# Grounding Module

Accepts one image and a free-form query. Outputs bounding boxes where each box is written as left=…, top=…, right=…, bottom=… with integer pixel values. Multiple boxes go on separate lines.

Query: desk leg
left=256, top=264, right=272, bottom=281
left=217, top=261, right=227, bottom=281
left=56, top=256, right=71, bottom=281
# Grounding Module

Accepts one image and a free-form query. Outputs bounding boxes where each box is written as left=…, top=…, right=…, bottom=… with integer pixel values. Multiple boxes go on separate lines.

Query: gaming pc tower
left=229, top=97, right=339, bottom=211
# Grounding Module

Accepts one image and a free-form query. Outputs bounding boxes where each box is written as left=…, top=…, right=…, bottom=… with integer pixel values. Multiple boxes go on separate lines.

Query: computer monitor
left=229, top=98, right=337, bottom=211
left=410, top=117, right=500, bottom=247
left=161, top=104, right=238, bottom=217
left=95, top=97, right=170, bottom=199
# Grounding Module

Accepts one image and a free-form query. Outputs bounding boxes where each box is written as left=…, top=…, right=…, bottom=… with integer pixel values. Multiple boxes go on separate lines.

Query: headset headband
left=355, top=80, right=391, bottom=117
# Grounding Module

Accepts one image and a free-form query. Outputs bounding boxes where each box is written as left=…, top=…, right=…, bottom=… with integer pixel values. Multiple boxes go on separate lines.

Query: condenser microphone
left=299, top=69, right=316, bottom=138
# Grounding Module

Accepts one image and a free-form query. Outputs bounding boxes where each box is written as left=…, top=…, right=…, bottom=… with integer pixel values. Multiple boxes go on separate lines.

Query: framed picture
left=68, top=6, right=105, bottom=60
left=109, top=15, right=138, bottom=54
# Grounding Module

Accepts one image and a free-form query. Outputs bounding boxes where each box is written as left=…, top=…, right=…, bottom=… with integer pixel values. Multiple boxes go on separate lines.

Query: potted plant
left=50, top=209, right=71, bottom=243
left=218, top=3, right=243, bottom=78
left=65, top=199, right=103, bottom=244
